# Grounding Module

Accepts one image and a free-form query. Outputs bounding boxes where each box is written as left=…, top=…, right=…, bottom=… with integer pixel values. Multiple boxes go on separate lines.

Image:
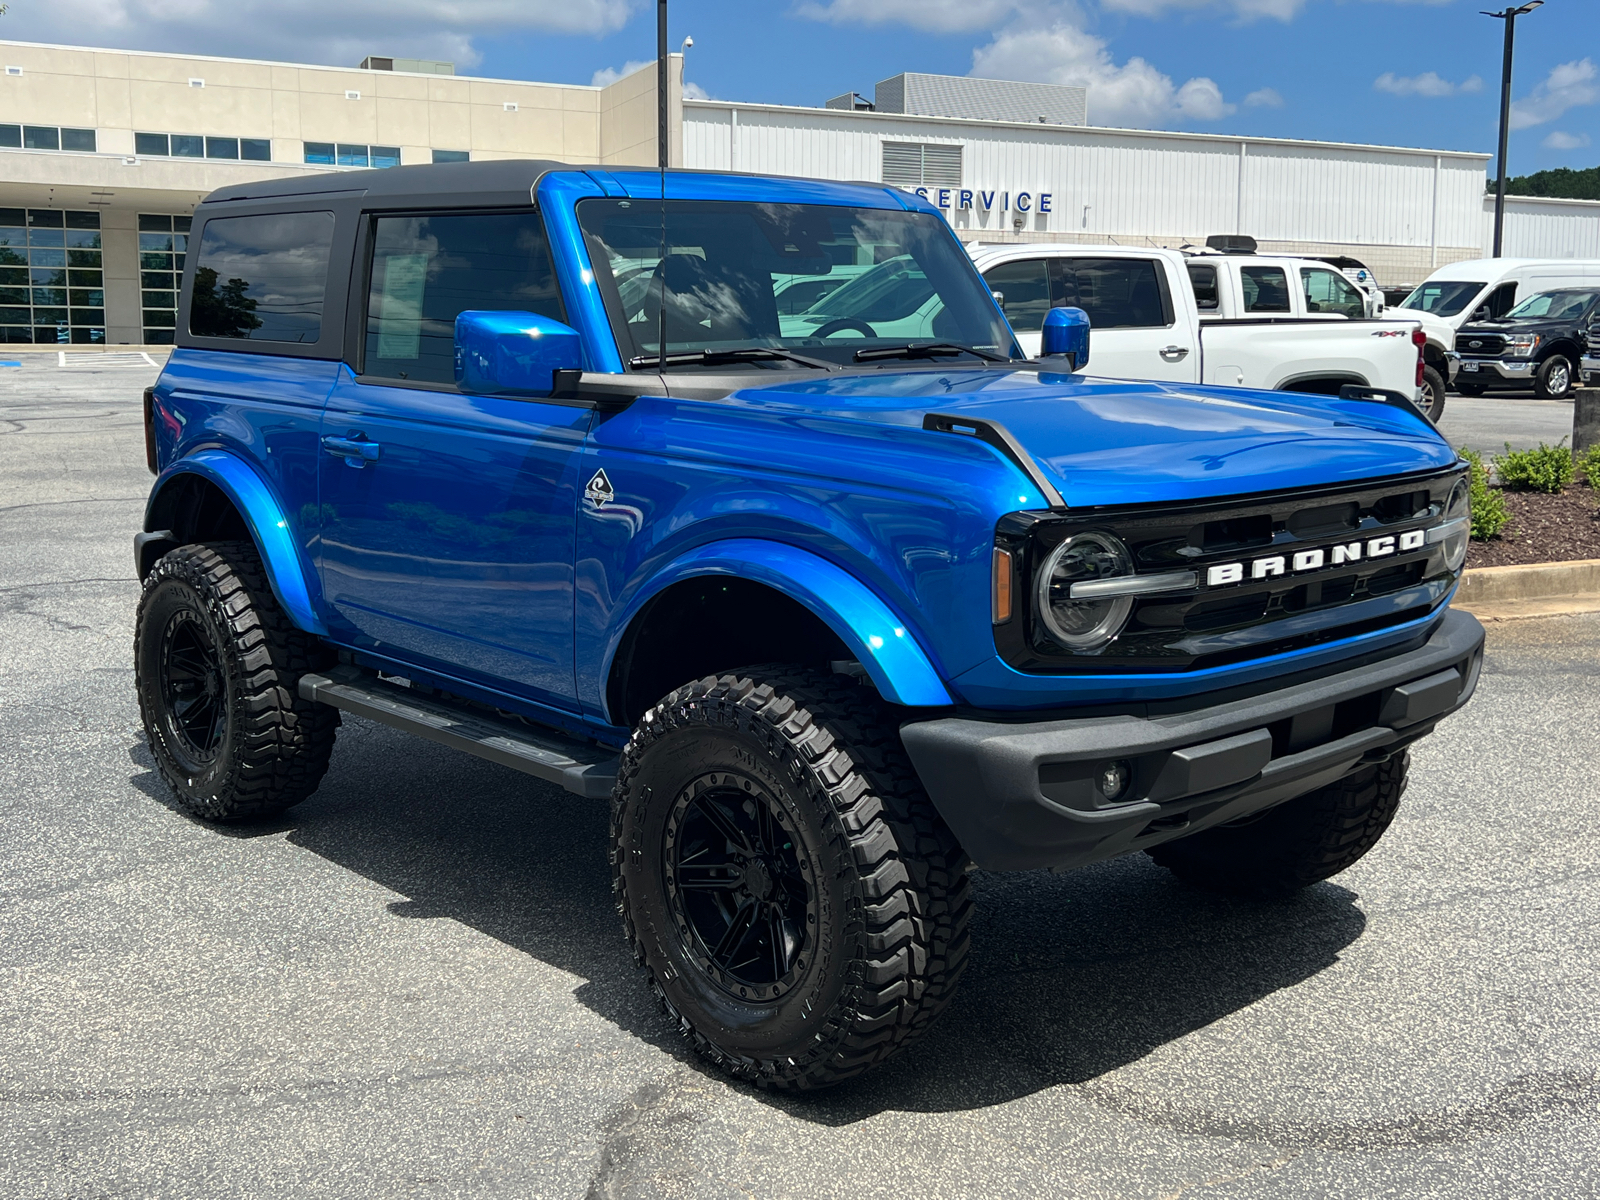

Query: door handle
left=1159, top=345, right=1191, bottom=362
left=321, top=435, right=381, bottom=467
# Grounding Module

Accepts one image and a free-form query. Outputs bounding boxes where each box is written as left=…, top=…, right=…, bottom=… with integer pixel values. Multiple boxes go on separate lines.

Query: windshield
left=1399, top=280, right=1484, bottom=317
left=577, top=199, right=1017, bottom=367
left=1504, top=289, right=1600, bottom=321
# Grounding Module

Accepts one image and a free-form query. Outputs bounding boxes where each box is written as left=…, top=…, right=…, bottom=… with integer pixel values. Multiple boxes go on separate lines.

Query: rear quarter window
left=188, top=211, right=336, bottom=343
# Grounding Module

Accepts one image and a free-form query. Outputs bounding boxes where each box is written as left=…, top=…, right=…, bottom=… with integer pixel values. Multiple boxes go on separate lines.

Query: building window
left=0, top=209, right=105, bottom=344
left=135, top=133, right=271, bottom=162
left=305, top=142, right=401, bottom=168
left=881, top=141, right=962, bottom=187
left=138, top=214, right=190, bottom=345
left=0, top=125, right=96, bottom=153
left=432, top=149, right=469, bottom=164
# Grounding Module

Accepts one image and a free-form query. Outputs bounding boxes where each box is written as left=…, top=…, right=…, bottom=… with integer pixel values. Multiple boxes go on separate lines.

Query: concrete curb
left=1454, top=557, right=1600, bottom=622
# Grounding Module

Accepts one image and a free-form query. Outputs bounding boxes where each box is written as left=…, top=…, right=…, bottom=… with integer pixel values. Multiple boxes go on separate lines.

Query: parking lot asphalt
left=1436, top=392, right=1577, bottom=455
left=3, top=355, right=1598, bottom=1199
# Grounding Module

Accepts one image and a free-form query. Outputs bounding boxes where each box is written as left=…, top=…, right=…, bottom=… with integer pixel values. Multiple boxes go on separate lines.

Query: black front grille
left=1459, top=333, right=1506, bottom=355
left=993, top=467, right=1464, bottom=674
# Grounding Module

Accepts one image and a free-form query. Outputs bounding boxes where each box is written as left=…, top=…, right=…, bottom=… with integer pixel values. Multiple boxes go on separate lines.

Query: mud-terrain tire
left=1146, top=755, right=1409, bottom=898
left=1535, top=354, right=1574, bottom=400
left=1421, top=364, right=1447, bottom=422
left=611, top=666, right=972, bottom=1090
left=135, top=541, right=339, bottom=822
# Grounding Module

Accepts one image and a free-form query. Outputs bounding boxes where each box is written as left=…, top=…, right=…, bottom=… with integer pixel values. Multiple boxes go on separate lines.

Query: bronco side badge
left=584, top=468, right=615, bottom=508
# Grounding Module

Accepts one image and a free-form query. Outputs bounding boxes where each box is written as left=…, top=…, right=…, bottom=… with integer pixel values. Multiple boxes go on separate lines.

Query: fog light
left=1098, top=760, right=1131, bottom=802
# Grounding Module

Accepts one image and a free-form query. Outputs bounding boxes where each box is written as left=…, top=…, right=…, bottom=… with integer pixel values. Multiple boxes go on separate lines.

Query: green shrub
left=1580, top=442, right=1600, bottom=489
left=1493, top=438, right=1574, bottom=493
left=1459, top=447, right=1511, bottom=541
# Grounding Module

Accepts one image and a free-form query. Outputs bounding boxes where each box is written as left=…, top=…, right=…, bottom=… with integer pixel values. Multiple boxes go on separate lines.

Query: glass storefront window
left=0, top=209, right=105, bottom=342
left=138, top=213, right=190, bottom=344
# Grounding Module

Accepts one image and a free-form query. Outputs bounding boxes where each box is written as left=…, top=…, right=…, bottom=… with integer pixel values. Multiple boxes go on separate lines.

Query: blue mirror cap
left=454, top=310, right=583, bottom=395
left=1041, top=305, right=1091, bottom=370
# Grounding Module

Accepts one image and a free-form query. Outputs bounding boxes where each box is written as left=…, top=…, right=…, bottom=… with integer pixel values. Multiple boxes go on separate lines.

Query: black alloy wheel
left=136, top=540, right=339, bottom=821
left=157, top=608, right=228, bottom=771
left=665, top=772, right=816, bottom=1001
left=612, top=666, right=973, bottom=1089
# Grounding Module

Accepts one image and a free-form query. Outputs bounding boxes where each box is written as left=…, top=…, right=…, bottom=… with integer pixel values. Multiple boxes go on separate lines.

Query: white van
left=1391, top=259, right=1600, bottom=331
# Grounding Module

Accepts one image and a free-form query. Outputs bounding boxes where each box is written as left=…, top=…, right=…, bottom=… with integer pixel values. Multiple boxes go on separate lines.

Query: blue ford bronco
left=135, top=160, right=1483, bottom=1089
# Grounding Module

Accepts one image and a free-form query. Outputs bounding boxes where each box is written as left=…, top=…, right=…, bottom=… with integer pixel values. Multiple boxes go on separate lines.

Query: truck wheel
left=611, top=667, right=972, bottom=1090
left=135, top=541, right=339, bottom=822
left=1145, top=755, right=1408, bottom=898
left=1421, top=365, right=1446, bottom=422
left=1535, top=355, right=1574, bottom=399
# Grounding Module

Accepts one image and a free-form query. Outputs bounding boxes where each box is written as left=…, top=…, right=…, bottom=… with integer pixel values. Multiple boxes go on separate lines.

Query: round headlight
left=1440, top=478, right=1471, bottom=573
left=1036, top=531, right=1134, bottom=651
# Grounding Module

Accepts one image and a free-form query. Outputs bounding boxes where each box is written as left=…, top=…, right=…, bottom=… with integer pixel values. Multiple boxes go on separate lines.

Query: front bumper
left=1444, top=351, right=1460, bottom=383
left=1456, top=356, right=1534, bottom=382
left=1581, top=355, right=1599, bottom=384
left=899, top=607, right=1484, bottom=872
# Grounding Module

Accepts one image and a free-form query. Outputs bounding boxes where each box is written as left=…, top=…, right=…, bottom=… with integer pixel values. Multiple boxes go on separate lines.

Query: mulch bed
left=1466, top=483, right=1600, bottom=569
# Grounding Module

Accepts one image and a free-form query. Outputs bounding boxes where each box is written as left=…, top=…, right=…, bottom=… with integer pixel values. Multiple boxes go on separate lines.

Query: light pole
left=658, top=0, right=669, bottom=171
left=1483, top=1, right=1544, bottom=257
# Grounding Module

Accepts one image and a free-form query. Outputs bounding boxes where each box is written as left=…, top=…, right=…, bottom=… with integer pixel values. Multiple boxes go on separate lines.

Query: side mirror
left=991, top=289, right=1006, bottom=310
left=1472, top=306, right=1490, bottom=321
left=1040, top=306, right=1090, bottom=371
left=455, top=311, right=582, bottom=396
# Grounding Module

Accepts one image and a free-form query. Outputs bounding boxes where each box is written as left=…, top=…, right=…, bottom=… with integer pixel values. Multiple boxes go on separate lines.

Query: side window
left=1300, top=267, right=1365, bottom=319
left=364, top=211, right=564, bottom=385
left=1187, top=263, right=1219, bottom=312
left=982, top=258, right=1052, bottom=332
left=1058, top=258, right=1169, bottom=329
left=189, top=211, right=335, bottom=343
left=1240, top=266, right=1291, bottom=314
left=1486, top=282, right=1517, bottom=318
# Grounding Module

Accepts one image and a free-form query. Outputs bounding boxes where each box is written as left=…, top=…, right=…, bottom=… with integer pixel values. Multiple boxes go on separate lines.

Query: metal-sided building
left=0, top=43, right=1596, bottom=348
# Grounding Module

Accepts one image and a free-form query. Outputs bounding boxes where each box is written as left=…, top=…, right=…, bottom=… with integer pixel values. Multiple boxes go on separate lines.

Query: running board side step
left=298, top=667, right=618, bottom=799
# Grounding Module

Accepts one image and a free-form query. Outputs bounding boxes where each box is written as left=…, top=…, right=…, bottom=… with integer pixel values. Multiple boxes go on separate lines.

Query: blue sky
left=7, top=0, right=1598, bottom=173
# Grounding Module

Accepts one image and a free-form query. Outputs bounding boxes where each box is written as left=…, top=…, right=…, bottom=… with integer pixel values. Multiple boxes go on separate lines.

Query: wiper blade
left=628, top=347, right=837, bottom=371
left=852, top=342, right=1009, bottom=364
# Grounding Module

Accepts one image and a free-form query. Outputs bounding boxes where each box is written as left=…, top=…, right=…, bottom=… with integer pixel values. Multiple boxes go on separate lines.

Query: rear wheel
left=1146, top=755, right=1408, bottom=898
left=1535, top=354, right=1574, bottom=400
left=611, top=666, right=972, bottom=1089
left=1421, top=364, right=1447, bottom=422
left=135, top=541, right=339, bottom=822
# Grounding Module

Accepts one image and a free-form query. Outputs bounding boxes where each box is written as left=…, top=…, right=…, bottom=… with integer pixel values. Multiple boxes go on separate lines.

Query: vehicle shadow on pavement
left=128, top=716, right=1368, bottom=1123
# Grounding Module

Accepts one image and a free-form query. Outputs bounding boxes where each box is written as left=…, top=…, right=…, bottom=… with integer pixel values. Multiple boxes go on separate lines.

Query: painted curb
left=1454, top=557, right=1600, bottom=622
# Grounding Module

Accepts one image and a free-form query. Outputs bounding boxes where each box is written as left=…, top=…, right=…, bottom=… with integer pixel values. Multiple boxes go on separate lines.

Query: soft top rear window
left=189, top=211, right=335, bottom=343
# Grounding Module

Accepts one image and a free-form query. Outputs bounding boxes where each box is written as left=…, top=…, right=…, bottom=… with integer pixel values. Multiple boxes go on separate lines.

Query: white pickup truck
left=969, top=244, right=1434, bottom=417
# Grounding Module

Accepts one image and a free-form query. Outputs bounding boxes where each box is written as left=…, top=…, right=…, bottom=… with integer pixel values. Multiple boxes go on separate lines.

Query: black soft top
left=201, top=158, right=576, bottom=209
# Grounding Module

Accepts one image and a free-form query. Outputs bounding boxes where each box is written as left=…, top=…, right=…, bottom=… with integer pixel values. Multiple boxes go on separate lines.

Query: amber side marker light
left=992, top=547, right=1014, bottom=623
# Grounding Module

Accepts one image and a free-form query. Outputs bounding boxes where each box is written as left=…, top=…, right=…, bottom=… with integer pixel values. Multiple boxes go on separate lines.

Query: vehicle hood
left=1459, top=317, right=1564, bottom=333
left=724, top=368, right=1455, bottom=508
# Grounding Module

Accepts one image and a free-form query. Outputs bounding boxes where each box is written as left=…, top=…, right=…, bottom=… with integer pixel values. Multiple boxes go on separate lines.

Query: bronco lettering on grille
left=1206, top=529, right=1427, bottom=588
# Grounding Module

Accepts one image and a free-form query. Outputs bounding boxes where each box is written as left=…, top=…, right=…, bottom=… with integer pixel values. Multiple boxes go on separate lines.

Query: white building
left=0, top=42, right=1596, bottom=347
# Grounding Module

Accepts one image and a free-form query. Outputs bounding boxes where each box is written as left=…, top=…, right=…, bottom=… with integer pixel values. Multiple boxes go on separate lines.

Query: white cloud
left=1511, top=58, right=1599, bottom=130
left=795, top=0, right=1022, bottom=33
left=972, top=20, right=1234, bottom=127
left=591, top=60, right=652, bottom=88
left=1542, top=130, right=1592, bottom=150
left=1373, top=70, right=1481, bottom=97
left=1, top=0, right=633, bottom=71
left=1244, top=87, right=1283, bottom=108
left=683, top=80, right=711, bottom=100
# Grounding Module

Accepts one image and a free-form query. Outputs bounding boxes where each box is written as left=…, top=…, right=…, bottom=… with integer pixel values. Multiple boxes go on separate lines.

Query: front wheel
left=611, top=667, right=972, bottom=1090
left=1421, top=364, right=1447, bottom=422
left=1146, top=755, right=1408, bottom=897
left=1535, top=354, right=1574, bottom=400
